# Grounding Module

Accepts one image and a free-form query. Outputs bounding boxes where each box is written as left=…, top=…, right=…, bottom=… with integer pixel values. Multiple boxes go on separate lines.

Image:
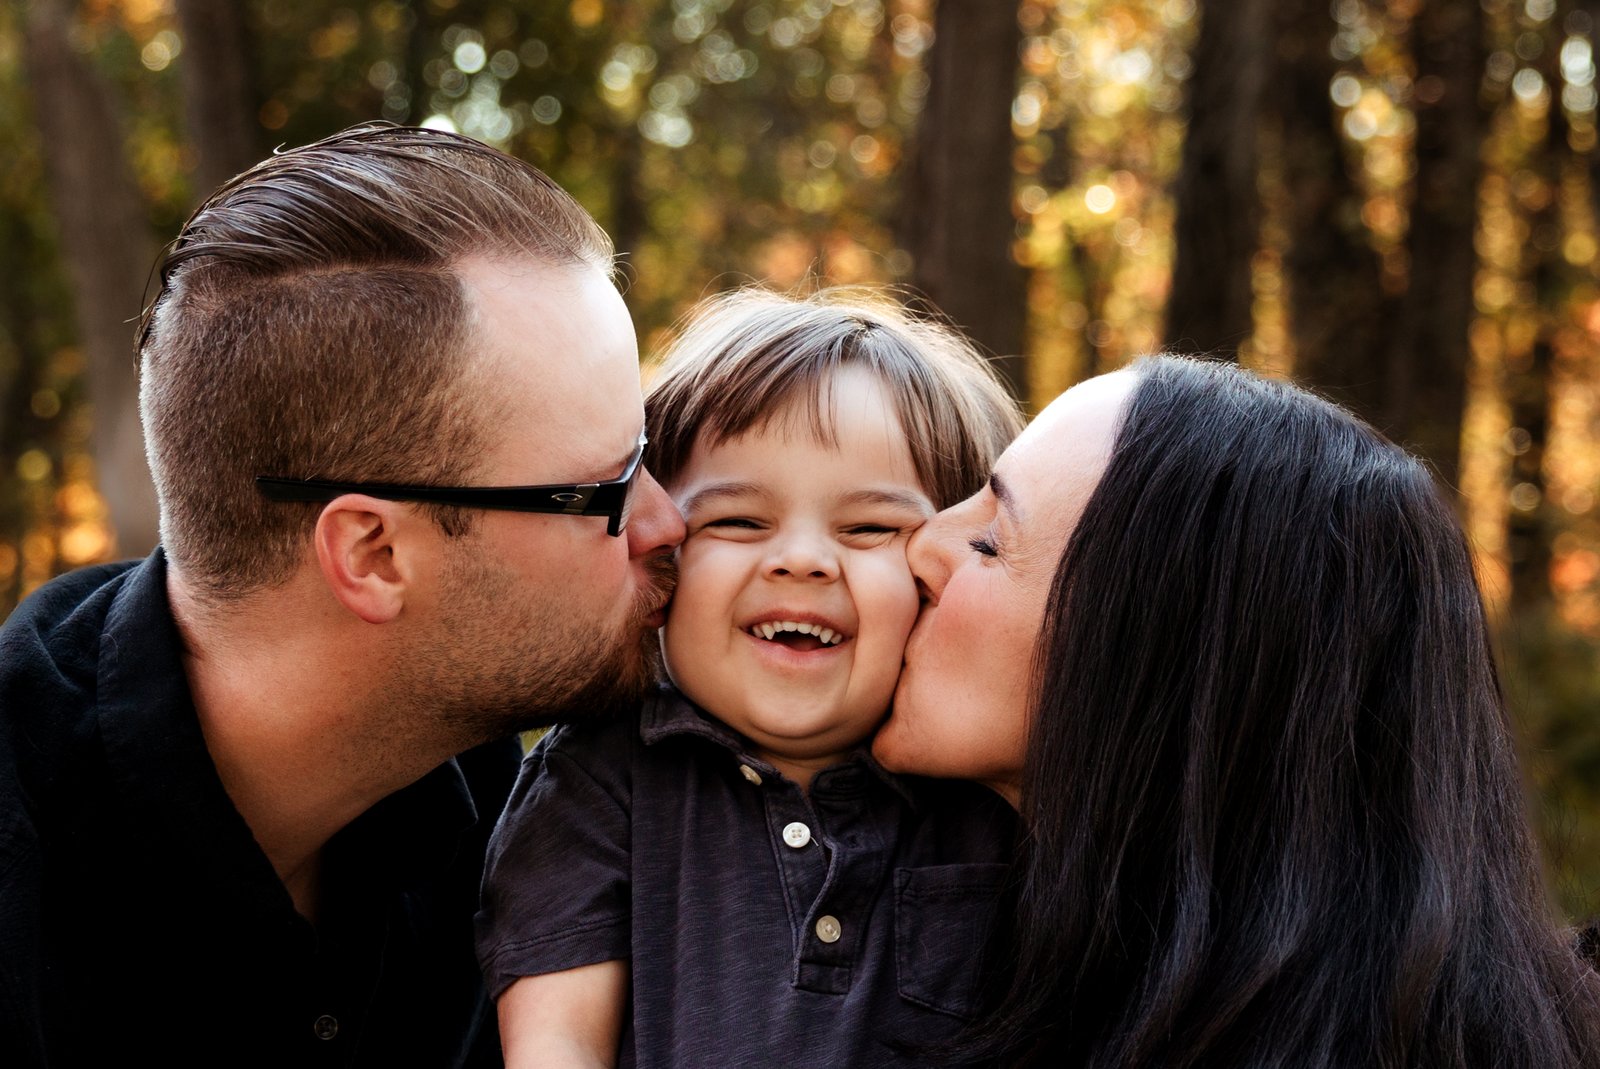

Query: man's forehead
left=457, top=254, right=642, bottom=477
left=455, top=254, right=623, bottom=323
left=459, top=257, right=630, bottom=356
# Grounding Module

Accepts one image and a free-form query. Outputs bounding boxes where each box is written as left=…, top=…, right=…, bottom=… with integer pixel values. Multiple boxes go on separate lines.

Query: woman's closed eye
left=968, top=533, right=999, bottom=558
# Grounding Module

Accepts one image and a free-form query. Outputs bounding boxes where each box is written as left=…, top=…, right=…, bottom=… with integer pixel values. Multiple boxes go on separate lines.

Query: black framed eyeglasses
left=255, top=434, right=646, bottom=537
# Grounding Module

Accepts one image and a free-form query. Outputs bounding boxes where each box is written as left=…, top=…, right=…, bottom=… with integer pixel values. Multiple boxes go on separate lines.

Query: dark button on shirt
left=476, top=687, right=1017, bottom=1068
left=0, top=551, right=520, bottom=1067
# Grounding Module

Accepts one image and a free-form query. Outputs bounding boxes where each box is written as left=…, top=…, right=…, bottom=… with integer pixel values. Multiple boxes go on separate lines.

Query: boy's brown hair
left=138, top=123, right=613, bottom=601
left=645, top=288, right=1024, bottom=509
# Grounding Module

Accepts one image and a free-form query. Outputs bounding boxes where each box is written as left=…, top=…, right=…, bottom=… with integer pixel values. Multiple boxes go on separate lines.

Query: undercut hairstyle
left=644, top=288, right=1023, bottom=510
left=138, top=123, right=613, bottom=601
left=958, top=356, right=1600, bottom=1067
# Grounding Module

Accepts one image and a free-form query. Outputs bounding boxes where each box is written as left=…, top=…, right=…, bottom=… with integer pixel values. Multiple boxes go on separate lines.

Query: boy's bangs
left=644, top=288, right=1024, bottom=506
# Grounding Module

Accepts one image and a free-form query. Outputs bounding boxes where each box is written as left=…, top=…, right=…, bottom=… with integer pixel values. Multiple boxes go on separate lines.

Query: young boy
left=476, top=289, right=1024, bottom=1068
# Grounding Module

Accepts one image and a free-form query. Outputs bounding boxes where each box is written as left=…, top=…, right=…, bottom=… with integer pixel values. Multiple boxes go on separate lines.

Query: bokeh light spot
left=454, top=41, right=487, bottom=74
left=17, top=450, right=51, bottom=482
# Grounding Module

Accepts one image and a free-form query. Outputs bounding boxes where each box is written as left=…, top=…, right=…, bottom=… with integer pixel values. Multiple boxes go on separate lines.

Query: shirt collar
left=639, top=685, right=753, bottom=754
left=94, top=549, right=481, bottom=902
left=637, top=685, right=919, bottom=807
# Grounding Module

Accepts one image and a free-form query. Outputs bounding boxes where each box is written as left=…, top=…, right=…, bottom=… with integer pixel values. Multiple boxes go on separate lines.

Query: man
left=0, top=125, right=684, bottom=1066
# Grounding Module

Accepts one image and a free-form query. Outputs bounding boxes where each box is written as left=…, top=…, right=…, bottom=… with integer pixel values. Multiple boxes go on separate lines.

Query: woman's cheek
left=874, top=622, right=951, bottom=775
left=915, top=570, right=1010, bottom=771
left=870, top=702, right=917, bottom=772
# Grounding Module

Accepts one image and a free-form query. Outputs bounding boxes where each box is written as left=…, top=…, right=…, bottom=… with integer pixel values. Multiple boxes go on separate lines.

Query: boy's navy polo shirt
left=476, top=687, right=1018, bottom=1068
left=0, top=550, right=520, bottom=1067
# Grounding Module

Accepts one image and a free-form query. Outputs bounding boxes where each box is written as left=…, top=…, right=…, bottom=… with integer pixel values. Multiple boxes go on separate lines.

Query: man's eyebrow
left=838, top=487, right=934, bottom=514
left=579, top=432, right=645, bottom=483
left=680, top=480, right=769, bottom=514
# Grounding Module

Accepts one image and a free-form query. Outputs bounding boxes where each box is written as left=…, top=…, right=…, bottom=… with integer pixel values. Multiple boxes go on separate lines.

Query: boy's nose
left=765, top=532, right=839, bottom=581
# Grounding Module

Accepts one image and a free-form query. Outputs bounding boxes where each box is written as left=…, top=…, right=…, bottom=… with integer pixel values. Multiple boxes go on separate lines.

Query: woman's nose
left=765, top=529, right=839, bottom=581
left=905, top=517, right=951, bottom=605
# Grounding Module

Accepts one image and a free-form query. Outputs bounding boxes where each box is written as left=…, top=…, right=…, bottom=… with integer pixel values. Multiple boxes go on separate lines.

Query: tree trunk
left=173, top=0, right=263, bottom=198
left=0, top=209, right=36, bottom=609
left=1383, top=0, right=1485, bottom=491
left=1506, top=17, right=1572, bottom=611
left=1165, top=0, right=1273, bottom=359
left=1272, top=0, right=1391, bottom=427
left=610, top=129, right=645, bottom=272
left=22, top=0, right=160, bottom=555
left=901, top=0, right=1027, bottom=401
left=1506, top=339, right=1554, bottom=610
left=1581, top=1, right=1600, bottom=222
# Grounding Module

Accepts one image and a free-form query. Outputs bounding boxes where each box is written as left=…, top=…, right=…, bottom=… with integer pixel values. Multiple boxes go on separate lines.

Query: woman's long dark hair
left=964, top=357, right=1600, bottom=1067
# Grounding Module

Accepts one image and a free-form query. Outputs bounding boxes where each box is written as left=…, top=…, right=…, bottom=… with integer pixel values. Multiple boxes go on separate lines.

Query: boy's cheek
left=850, top=582, right=922, bottom=688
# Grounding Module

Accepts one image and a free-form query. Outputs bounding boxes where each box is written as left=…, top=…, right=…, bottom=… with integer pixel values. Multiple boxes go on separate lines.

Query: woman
left=873, top=356, right=1600, bottom=1067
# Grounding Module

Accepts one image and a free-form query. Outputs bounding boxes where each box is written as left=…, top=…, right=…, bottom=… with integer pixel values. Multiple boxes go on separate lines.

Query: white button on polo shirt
left=782, top=822, right=812, bottom=849
left=815, top=915, right=842, bottom=943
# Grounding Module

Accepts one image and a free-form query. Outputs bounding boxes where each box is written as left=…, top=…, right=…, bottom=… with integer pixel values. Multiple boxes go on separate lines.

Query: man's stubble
left=400, top=538, right=678, bottom=749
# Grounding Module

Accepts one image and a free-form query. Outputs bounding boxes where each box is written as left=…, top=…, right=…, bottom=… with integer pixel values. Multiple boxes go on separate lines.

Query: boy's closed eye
left=840, top=520, right=919, bottom=544
left=693, top=519, right=910, bottom=545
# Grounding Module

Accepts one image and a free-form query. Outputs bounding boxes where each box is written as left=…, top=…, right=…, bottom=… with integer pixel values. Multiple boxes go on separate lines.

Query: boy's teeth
left=748, top=620, right=846, bottom=645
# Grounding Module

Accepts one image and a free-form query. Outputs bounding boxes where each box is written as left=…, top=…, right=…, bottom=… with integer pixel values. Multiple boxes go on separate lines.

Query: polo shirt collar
left=639, top=686, right=750, bottom=752
left=637, top=685, right=919, bottom=807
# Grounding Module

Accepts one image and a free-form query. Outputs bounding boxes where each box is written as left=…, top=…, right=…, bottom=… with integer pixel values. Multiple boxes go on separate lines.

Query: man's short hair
left=644, top=288, right=1024, bottom=511
left=138, top=124, right=613, bottom=601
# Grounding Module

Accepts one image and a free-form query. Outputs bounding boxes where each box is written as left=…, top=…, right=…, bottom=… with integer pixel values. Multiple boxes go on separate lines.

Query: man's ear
left=312, top=497, right=422, bottom=624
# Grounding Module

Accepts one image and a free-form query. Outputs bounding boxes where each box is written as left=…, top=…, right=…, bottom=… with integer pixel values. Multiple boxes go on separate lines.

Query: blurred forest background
left=5, top=0, right=1600, bottom=916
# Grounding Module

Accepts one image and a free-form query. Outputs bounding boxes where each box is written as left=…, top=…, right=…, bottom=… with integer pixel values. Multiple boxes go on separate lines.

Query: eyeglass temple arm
left=254, top=476, right=615, bottom=515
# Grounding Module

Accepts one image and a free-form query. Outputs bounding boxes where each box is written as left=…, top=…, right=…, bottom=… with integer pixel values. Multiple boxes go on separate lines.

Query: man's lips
left=639, top=553, right=677, bottom=630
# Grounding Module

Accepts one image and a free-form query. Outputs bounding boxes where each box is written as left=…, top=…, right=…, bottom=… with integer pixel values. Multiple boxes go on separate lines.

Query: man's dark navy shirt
left=0, top=551, right=520, bottom=1066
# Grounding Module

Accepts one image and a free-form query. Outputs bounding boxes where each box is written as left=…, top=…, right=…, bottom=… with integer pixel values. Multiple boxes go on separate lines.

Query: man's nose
left=626, top=467, right=686, bottom=559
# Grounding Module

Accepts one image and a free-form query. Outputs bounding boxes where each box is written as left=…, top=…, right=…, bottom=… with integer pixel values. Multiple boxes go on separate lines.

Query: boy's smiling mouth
left=741, top=615, right=852, bottom=650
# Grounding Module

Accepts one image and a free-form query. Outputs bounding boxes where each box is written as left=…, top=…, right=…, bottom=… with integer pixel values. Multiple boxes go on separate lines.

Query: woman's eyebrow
left=679, top=480, right=768, bottom=514
left=990, top=472, right=1021, bottom=520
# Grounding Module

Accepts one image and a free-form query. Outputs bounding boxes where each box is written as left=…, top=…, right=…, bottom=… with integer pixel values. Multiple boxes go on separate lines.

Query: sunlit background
left=6, top=0, right=1600, bottom=917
